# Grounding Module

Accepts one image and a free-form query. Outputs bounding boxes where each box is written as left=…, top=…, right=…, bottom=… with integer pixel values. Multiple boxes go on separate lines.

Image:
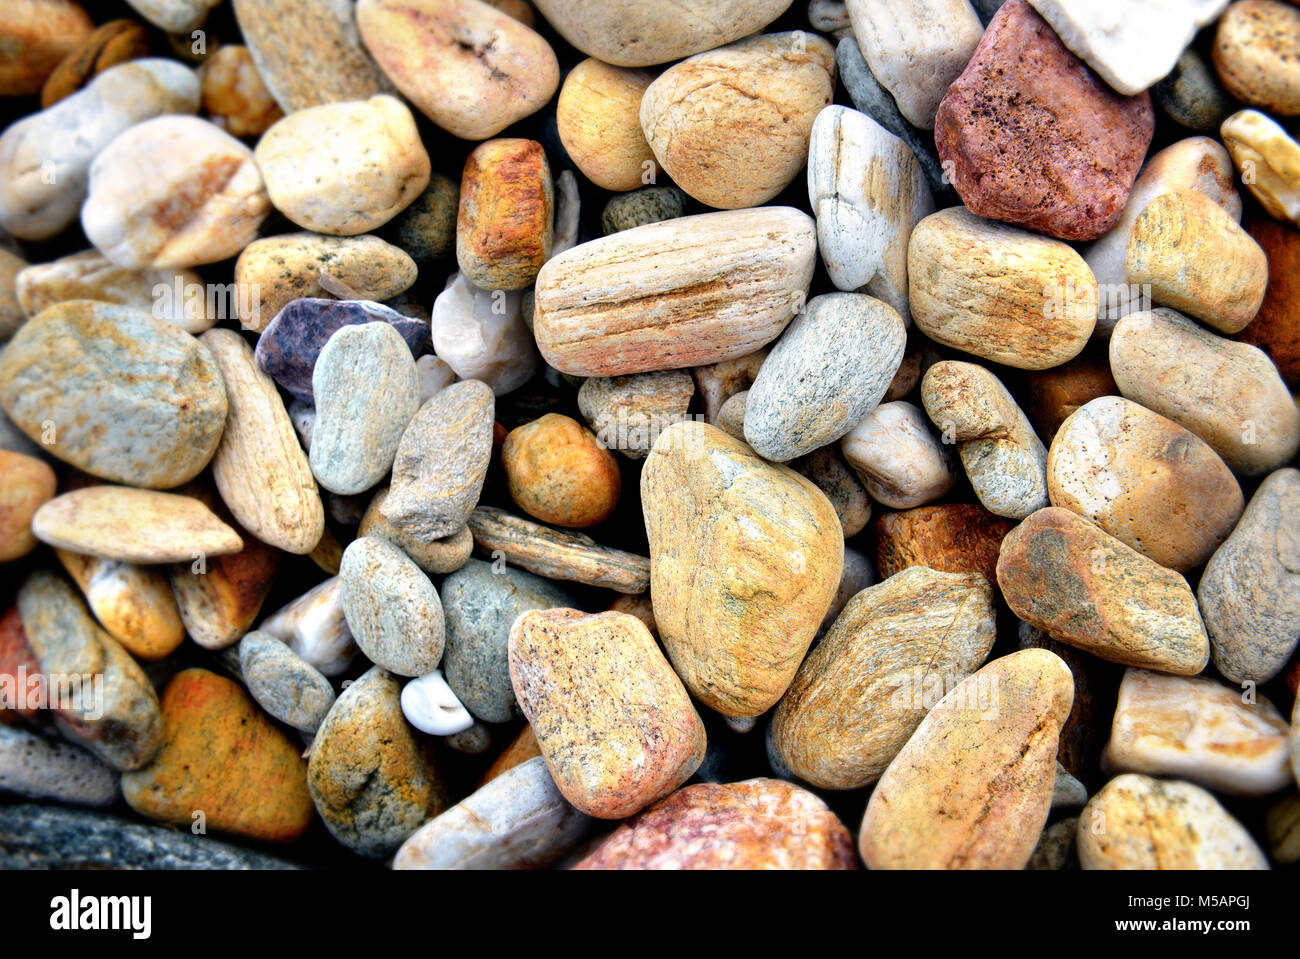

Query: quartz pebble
left=1104, top=668, right=1291, bottom=797
left=876, top=503, right=1013, bottom=585
left=124, top=0, right=219, bottom=33
left=0, top=726, right=118, bottom=807
left=457, top=139, right=553, bottom=291
left=577, top=371, right=695, bottom=460
left=1213, top=0, right=1300, bottom=117
left=56, top=551, right=184, bottom=661
left=557, top=59, right=656, bottom=192
left=504, top=414, right=622, bottom=527
left=1078, top=774, right=1268, bottom=870
left=259, top=577, right=356, bottom=677
left=0, top=450, right=55, bottom=563
left=400, top=670, right=472, bottom=736
left=841, top=401, right=956, bottom=509
left=340, top=537, right=445, bottom=677
left=238, top=631, right=335, bottom=733
left=198, top=44, right=284, bottom=137
left=431, top=274, right=537, bottom=395
left=1222, top=109, right=1300, bottom=225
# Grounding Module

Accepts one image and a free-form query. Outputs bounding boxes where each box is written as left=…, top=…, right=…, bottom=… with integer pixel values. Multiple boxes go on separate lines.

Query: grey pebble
left=340, top=536, right=445, bottom=678
left=238, top=630, right=336, bottom=733
left=0, top=725, right=118, bottom=807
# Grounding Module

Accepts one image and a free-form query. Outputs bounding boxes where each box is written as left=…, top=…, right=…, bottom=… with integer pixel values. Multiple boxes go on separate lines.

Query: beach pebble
left=55, top=551, right=184, bottom=661
left=0, top=0, right=93, bottom=97
left=1199, top=469, right=1300, bottom=685
left=457, top=139, right=553, bottom=291
left=841, top=401, right=956, bottom=509
left=504, top=414, right=622, bottom=527
left=1213, top=0, right=1300, bottom=117
left=536, top=208, right=815, bottom=376
left=1078, top=774, right=1269, bottom=869
left=1221, top=109, right=1300, bottom=225
left=577, top=371, right=695, bottom=460
left=0, top=250, right=24, bottom=342
left=908, top=208, right=1097, bottom=369
left=198, top=44, right=283, bottom=137
left=860, top=648, right=1074, bottom=869
left=0, top=59, right=199, bottom=241
left=124, top=0, right=219, bottom=32
left=1236, top=213, right=1300, bottom=387
left=773, top=567, right=996, bottom=790
left=238, top=631, right=335, bottom=733
left=1047, top=396, right=1243, bottom=573
left=876, top=503, right=1013, bottom=585
left=393, top=757, right=588, bottom=870
left=601, top=186, right=687, bottom=234
left=509, top=608, right=706, bottom=818
left=360, top=490, right=474, bottom=576
left=339, top=537, right=445, bottom=677
left=0, top=450, right=55, bottom=563
left=259, top=577, right=356, bottom=677
left=1155, top=47, right=1239, bottom=133
left=715, top=391, right=748, bottom=441
left=557, top=59, right=655, bottom=192
left=792, top=447, right=872, bottom=538
left=0, top=726, right=117, bottom=807
left=233, top=233, right=417, bottom=333
left=357, top=0, right=558, bottom=141
left=1021, top=356, right=1120, bottom=443
left=1105, top=668, right=1291, bottom=797
left=640, top=33, right=835, bottom=210
left=380, top=175, right=459, bottom=270
left=431, top=273, right=538, bottom=395
left=575, top=778, right=856, bottom=869
left=307, top=666, right=447, bottom=858
left=399, top=670, right=472, bottom=736
left=693, top=350, right=768, bottom=424
left=997, top=507, right=1211, bottom=674
left=642, top=422, right=843, bottom=717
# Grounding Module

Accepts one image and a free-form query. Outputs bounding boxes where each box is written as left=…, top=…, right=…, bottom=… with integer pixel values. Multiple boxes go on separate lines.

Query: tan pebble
left=1213, top=0, right=1300, bottom=117
left=456, top=139, right=553, bottom=291
left=198, top=44, right=284, bottom=137
left=1221, top=109, right=1300, bottom=225
left=0, top=449, right=56, bottom=563
left=503, top=414, right=621, bottom=528
left=557, top=59, right=655, bottom=192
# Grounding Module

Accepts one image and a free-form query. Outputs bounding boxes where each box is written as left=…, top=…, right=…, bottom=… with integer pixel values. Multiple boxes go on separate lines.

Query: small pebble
left=340, top=537, right=445, bottom=677
left=259, top=576, right=357, bottom=677
left=0, top=725, right=118, bottom=807
left=840, top=401, right=957, bottom=509
left=400, top=669, right=473, bottom=736
left=557, top=59, right=655, bottom=192
left=601, top=186, right=687, bottom=235
left=1222, top=109, right=1300, bottom=225
left=431, top=273, right=537, bottom=395
left=238, top=631, right=336, bottom=733
left=503, top=413, right=622, bottom=528
left=198, top=44, right=283, bottom=136
left=55, top=550, right=184, bottom=660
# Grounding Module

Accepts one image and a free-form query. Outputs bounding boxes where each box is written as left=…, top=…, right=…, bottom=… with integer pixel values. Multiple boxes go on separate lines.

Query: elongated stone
left=340, top=537, right=444, bottom=678
left=238, top=631, right=335, bottom=733
left=0, top=726, right=117, bottom=807
left=55, top=551, right=184, bottom=661
left=1222, top=109, right=1300, bottom=226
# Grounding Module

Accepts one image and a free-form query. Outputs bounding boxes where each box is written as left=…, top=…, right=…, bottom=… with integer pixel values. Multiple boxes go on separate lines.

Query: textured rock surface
left=0, top=0, right=93, bottom=97
left=876, top=503, right=1014, bottom=585
left=1222, top=109, right=1300, bottom=225
left=935, top=0, right=1154, bottom=242
left=793, top=446, right=872, bottom=537
left=0, top=450, right=55, bottom=563
left=340, top=537, right=445, bottom=677
left=55, top=551, right=184, bottom=661
left=380, top=174, right=459, bottom=270
left=575, top=778, right=856, bottom=869
left=198, top=44, right=284, bottom=137
left=1156, top=47, right=1239, bottom=133
left=503, top=414, right=622, bottom=527
left=841, top=401, right=956, bottom=509
left=456, top=139, right=553, bottom=290
left=997, top=507, right=1211, bottom=674
left=535, top=208, right=816, bottom=376
left=557, top=59, right=655, bottom=192
left=1213, top=0, right=1300, bottom=117
left=509, top=608, right=706, bottom=818
left=238, top=630, right=335, bottom=733
left=577, top=371, right=695, bottom=460
left=601, top=186, right=687, bottom=234
left=859, top=649, right=1074, bottom=869
left=642, top=422, right=842, bottom=716
left=773, top=567, right=996, bottom=790
left=0, top=725, right=117, bottom=807
left=360, top=489, right=474, bottom=576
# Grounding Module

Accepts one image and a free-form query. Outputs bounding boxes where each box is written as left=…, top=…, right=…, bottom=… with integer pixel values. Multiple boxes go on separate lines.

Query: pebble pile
left=0, top=0, right=1299, bottom=872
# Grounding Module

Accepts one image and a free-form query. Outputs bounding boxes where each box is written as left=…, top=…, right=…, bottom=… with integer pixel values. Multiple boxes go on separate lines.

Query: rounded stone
left=380, top=173, right=459, bottom=269
left=557, top=59, right=656, bottom=192
left=340, top=537, right=445, bottom=677
left=792, top=446, right=872, bottom=537
left=1221, top=109, right=1300, bottom=226
left=0, top=450, right=56, bottom=563
left=198, top=44, right=284, bottom=137
left=0, top=725, right=117, bottom=807
left=577, top=371, right=695, bottom=461
left=503, top=414, right=622, bottom=528
left=840, top=401, right=956, bottom=509
left=238, top=631, right=336, bottom=733
left=601, top=186, right=687, bottom=235
left=0, top=0, right=93, bottom=97
left=876, top=502, right=1014, bottom=585
left=430, top=273, right=538, bottom=395
left=1213, top=0, right=1300, bottom=117
left=359, top=489, right=474, bottom=576
left=55, top=551, right=184, bottom=661
left=1155, top=47, right=1239, bottom=132
left=456, top=139, right=553, bottom=292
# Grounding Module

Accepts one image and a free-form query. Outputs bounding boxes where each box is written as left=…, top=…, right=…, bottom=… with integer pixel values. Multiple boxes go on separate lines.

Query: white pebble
left=402, top=670, right=474, bottom=736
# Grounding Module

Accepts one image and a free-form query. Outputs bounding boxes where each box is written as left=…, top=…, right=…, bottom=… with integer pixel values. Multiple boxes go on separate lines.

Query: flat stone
left=238, top=630, right=335, bottom=733
left=56, top=551, right=184, bottom=661
left=503, top=413, right=622, bottom=528
left=792, top=446, right=872, bottom=537
left=0, top=0, right=93, bottom=97
left=601, top=186, right=687, bottom=235
left=340, top=537, right=445, bottom=677
left=935, top=0, right=1154, bottom=242
left=876, top=502, right=1013, bottom=585
left=840, top=401, right=957, bottom=509
left=431, top=273, right=537, bottom=395
left=641, top=421, right=843, bottom=717
left=997, top=507, right=1211, bottom=674
left=773, top=567, right=996, bottom=790
left=574, top=778, right=856, bottom=869
left=1235, top=211, right=1300, bottom=387
left=1222, top=109, right=1300, bottom=225
left=1047, top=396, right=1243, bottom=573
left=258, top=576, right=356, bottom=677
left=859, top=648, right=1074, bottom=869
left=510, top=608, right=705, bottom=818
left=198, top=44, right=283, bottom=137
left=1213, top=0, right=1300, bottom=117
left=578, top=371, right=695, bottom=460
left=0, top=725, right=117, bottom=807
left=456, top=138, right=552, bottom=291
left=0, top=449, right=55, bottom=563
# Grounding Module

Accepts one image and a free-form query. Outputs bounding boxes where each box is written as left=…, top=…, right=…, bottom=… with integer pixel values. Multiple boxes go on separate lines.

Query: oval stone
left=456, top=139, right=553, bottom=291
left=339, top=537, right=445, bottom=678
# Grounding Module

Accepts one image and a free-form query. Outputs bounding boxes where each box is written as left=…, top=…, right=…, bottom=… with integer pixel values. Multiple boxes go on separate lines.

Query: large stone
left=39, top=19, right=151, bottom=109
left=124, top=0, right=219, bottom=32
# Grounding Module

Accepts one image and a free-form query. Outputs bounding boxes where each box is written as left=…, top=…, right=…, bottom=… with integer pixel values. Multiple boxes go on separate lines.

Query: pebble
left=820, top=546, right=876, bottom=630
left=642, top=421, right=843, bottom=717
left=0, top=0, right=93, bottom=97
left=1053, top=765, right=1088, bottom=809
left=441, top=559, right=575, bottom=723
left=468, top=506, right=651, bottom=593
left=123, top=0, right=219, bottom=32
left=1156, top=46, right=1240, bottom=132
left=809, top=0, right=853, bottom=37
left=1047, top=396, right=1243, bottom=573
left=510, top=608, right=705, bottom=818
left=381, top=379, right=495, bottom=543
left=55, top=551, right=184, bottom=661
left=1104, top=668, right=1291, bottom=797
left=259, top=576, right=357, bottom=677
left=1221, top=109, right=1300, bottom=225
left=792, top=446, right=872, bottom=537
left=198, top=44, right=284, bottom=137
left=936, top=0, right=1154, bottom=242
left=601, top=186, right=687, bottom=234
left=1236, top=212, right=1300, bottom=387
left=908, top=207, right=1098, bottom=369
left=1126, top=190, right=1268, bottom=334
left=393, top=757, right=588, bottom=870
left=693, top=349, right=768, bottom=424
left=310, top=322, right=420, bottom=496
left=238, top=631, right=335, bottom=733
left=1078, top=774, right=1268, bottom=869
left=0, top=249, right=24, bottom=341
left=231, top=0, right=396, bottom=114
left=17, top=571, right=163, bottom=772
left=1199, top=469, right=1300, bottom=685
left=531, top=0, right=791, bottom=67
left=503, top=414, right=622, bottom=527
left=0, top=59, right=200, bottom=242
left=557, top=59, right=656, bottom=192
left=233, top=232, right=418, bottom=333
left=0, top=725, right=117, bottom=807
left=1266, top=793, right=1300, bottom=864
left=399, top=670, right=472, bottom=736
left=575, top=778, right=856, bottom=869
left=859, top=648, right=1074, bottom=870
left=415, top=355, right=459, bottom=406
left=1213, top=0, right=1300, bottom=117
left=340, top=537, right=445, bottom=677
left=997, top=507, right=1211, bottom=675
left=255, top=95, right=429, bottom=236
left=254, top=298, right=426, bottom=404
left=82, top=115, right=269, bottom=269
left=1021, top=355, right=1119, bottom=443
left=773, top=567, right=996, bottom=790
left=359, top=489, right=474, bottom=576
left=1083, top=136, right=1242, bottom=336
left=537, top=208, right=816, bottom=376
left=32, top=486, right=242, bottom=564
left=1027, top=818, right=1079, bottom=870
left=840, top=401, right=956, bottom=509
left=380, top=174, right=459, bottom=270
left=1111, top=309, right=1299, bottom=475
left=921, top=360, right=1049, bottom=519
left=0, top=606, right=41, bottom=723
left=807, top=106, right=933, bottom=319
left=40, top=19, right=151, bottom=108
left=746, top=293, right=906, bottom=462
left=457, top=139, right=553, bottom=291
left=121, top=669, right=314, bottom=841
left=845, top=0, right=984, bottom=130
left=308, top=666, right=447, bottom=858
left=1026, top=0, right=1229, bottom=97
left=715, top=391, right=748, bottom=441
left=0, top=301, right=228, bottom=488
left=443, top=719, right=491, bottom=754
left=577, top=371, right=695, bottom=460
left=876, top=502, right=1014, bottom=585
left=430, top=273, right=537, bottom=394
left=0, top=450, right=55, bottom=563
left=640, top=33, right=835, bottom=210
left=357, top=0, right=559, bottom=141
